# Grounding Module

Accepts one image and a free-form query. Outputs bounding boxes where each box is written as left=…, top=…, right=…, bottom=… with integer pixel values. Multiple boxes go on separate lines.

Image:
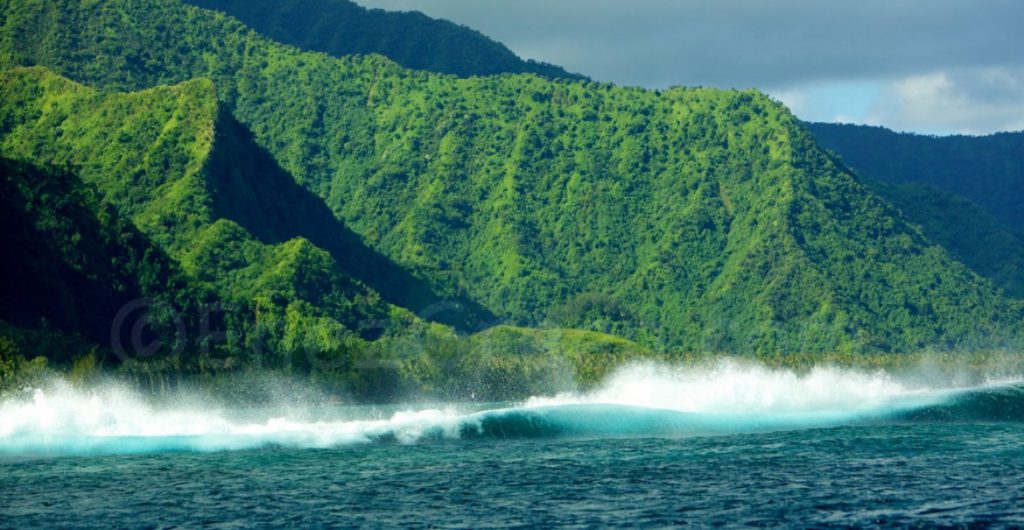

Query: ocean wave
left=1, top=362, right=1020, bottom=456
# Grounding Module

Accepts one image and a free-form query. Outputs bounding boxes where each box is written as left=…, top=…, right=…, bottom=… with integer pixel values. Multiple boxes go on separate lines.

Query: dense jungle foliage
left=1, top=0, right=1022, bottom=399
left=1, top=0, right=1021, bottom=353
left=808, top=122, right=1024, bottom=233
left=0, top=68, right=638, bottom=400
left=864, top=180, right=1024, bottom=299
left=183, top=0, right=583, bottom=80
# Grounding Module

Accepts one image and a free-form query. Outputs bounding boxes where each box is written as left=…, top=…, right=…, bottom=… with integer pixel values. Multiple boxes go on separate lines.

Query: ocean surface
left=2, top=363, right=1024, bottom=528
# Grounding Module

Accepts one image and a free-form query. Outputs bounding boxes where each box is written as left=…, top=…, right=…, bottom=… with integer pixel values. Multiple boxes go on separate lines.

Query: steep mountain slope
left=178, top=0, right=1023, bottom=306
left=867, top=180, right=1024, bottom=299
left=807, top=122, right=1024, bottom=232
left=2, top=0, right=1021, bottom=353
left=0, top=67, right=641, bottom=399
left=182, top=0, right=583, bottom=80
left=0, top=156, right=206, bottom=363
left=0, top=67, right=405, bottom=357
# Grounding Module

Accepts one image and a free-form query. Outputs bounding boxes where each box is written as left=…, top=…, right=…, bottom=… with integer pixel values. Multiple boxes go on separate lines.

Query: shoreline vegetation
left=4, top=325, right=1022, bottom=403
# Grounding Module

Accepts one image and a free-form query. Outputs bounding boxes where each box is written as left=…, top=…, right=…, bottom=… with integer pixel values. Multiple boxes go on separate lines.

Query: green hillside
left=181, top=0, right=1023, bottom=307
left=0, top=66, right=496, bottom=328
left=807, top=122, right=1024, bottom=233
left=2, top=0, right=1020, bottom=354
left=0, top=67, right=411, bottom=377
left=149, top=2, right=1024, bottom=319
left=193, top=0, right=1024, bottom=307
left=0, top=66, right=644, bottom=400
left=182, top=0, right=583, bottom=81
left=867, top=180, right=1024, bottom=299
left=807, top=122, right=1024, bottom=299
left=0, top=156, right=207, bottom=364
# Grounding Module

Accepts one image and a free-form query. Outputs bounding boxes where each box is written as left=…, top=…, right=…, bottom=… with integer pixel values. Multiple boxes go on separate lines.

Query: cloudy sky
left=356, top=0, right=1024, bottom=135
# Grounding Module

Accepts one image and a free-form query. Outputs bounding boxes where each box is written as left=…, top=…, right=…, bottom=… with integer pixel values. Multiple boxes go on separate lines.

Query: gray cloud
left=355, top=0, right=1024, bottom=133
left=867, top=67, right=1024, bottom=135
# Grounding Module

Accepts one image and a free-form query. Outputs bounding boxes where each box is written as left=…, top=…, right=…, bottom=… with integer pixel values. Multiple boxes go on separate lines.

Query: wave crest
left=1, top=362, right=1021, bottom=456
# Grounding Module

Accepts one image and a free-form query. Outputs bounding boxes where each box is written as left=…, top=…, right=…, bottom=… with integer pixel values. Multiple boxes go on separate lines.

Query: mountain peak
left=182, top=0, right=586, bottom=80
left=2, top=0, right=1021, bottom=355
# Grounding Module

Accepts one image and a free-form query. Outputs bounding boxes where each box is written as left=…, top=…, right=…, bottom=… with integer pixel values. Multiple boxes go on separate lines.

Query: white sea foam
left=0, top=362, right=1018, bottom=456
left=0, top=381, right=466, bottom=455
left=524, top=361, right=937, bottom=414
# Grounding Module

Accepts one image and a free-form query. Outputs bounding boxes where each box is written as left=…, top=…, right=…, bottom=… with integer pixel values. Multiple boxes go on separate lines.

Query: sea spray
left=0, top=380, right=469, bottom=455
left=1, top=362, right=1021, bottom=456
left=524, top=360, right=924, bottom=414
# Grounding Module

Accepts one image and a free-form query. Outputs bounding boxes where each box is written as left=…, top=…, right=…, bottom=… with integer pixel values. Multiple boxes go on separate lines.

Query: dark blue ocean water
left=3, top=368, right=1024, bottom=527
left=2, top=423, right=1024, bottom=528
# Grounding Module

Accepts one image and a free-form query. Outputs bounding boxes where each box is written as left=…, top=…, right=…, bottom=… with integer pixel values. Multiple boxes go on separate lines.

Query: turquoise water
left=2, top=364, right=1024, bottom=527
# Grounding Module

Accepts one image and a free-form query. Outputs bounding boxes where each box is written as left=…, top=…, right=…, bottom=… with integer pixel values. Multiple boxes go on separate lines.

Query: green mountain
left=0, top=156, right=207, bottom=364
left=807, top=122, right=1024, bottom=299
left=0, top=66, right=642, bottom=400
left=0, top=64, right=500, bottom=327
left=807, top=122, right=1024, bottom=233
left=183, top=0, right=584, bottom=81
left=0, top=66, right=414, bottom=376
left=159, top=2, right=1024, bottom=307
left=186, top=0, right=1024, bottom=305
left=866, top=180, right=1024, bottom=299
left=1, top=0, right=1022, bottom=365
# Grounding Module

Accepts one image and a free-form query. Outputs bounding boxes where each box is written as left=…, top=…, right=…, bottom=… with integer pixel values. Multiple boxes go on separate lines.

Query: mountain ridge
left=1, top=0, right=1021, bottom=356
left=864, top=180, right=1024, bottom=299
left=0, top=66, right=405, bottom=348
left=807, top=121, right=1024, bottom=299
left=0, top=66, right=650, bottom=400
left=807, top=122, right=1024, bottom=233
left=181, top=0, right=585, bottom=81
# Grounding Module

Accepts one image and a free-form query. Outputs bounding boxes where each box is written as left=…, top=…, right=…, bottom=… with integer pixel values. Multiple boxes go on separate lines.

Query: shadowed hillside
left=183, top=0, right=584, bottom=80
left=1, top=0, right=1021, bottom=355
left=808, top=122, right=1024, bottom=232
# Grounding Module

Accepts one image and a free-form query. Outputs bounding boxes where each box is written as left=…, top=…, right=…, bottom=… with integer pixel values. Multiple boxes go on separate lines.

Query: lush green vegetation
left=808, top=122, right=1024, bottom=299
left=866, top=180, right=1024, bottom=299
left=0, top=68, right=648, bottom=400
left=311, top=323, right=654, bottom=402
left=1, top=0, right=1022, bottom=361
left=0, top=154, right=228, bottom=392
left=0, top=66, right=399, bottom=335
left=0, top=156, right=209, bottom=360
left=130, top=0, right=1024, bottom=319
left=0, top=326, right=51, bottom=392
left=183, top=0, right=583, bottom=80
left=0, top=67, right=436, bottom=398
left=808, top=122, right=1024, bottom=232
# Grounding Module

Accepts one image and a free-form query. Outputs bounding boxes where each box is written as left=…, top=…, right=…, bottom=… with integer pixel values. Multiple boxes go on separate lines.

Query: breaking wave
left=1, top=361, right=1021, bottom=456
